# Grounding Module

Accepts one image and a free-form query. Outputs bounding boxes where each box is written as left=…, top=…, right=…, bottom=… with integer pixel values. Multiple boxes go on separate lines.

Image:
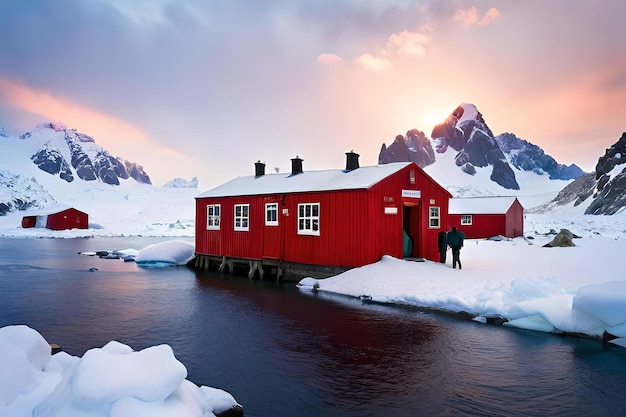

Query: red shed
left=21, top=205, right=88, bottom=230
left=194, top=153, right=452, bottom=281
left=448, top=196, right=524, bottom=239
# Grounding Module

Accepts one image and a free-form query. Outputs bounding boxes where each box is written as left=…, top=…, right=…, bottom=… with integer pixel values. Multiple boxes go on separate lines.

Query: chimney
left=255, top=160, right=265, bottom=177
left=290, top=156, right=303, bottom=176
left=345, top=150, right=360, bottom=171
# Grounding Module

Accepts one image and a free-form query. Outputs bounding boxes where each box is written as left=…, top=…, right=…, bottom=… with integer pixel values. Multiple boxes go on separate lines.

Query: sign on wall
left=401, top=190, right=421, bottom=199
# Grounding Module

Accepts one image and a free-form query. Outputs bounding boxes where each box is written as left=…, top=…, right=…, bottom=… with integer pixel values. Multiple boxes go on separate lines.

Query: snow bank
left=299, top=233, right=626, bottom=347
left=0, top=325, right=240, bottom=417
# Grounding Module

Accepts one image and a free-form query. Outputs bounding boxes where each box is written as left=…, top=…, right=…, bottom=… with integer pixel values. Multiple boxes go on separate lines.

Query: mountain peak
left=4, top=122, right=152, bottom=186
left=378, top=102, right=585, bottom=193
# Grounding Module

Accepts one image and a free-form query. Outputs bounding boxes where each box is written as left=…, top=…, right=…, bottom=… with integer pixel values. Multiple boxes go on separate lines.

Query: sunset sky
left=1, top=0, right=625, bottom=187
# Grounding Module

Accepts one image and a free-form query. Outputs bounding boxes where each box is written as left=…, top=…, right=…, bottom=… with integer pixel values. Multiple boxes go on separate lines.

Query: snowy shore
left=298, top=213, right=626, bottom=348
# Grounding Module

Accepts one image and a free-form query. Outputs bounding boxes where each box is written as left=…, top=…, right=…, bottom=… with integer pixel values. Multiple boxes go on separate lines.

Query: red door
left=262, top=201, right=282, bottom=260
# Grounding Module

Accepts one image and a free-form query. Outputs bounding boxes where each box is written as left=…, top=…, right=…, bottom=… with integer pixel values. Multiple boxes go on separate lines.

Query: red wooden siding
left=448, top=199, right=524, bottom=239
left=22, top=208, right=88, bottom=230
left=505, top=199, right=524, bottom=237
left=46, top=208, right=88, bottom=230
left=21, top=216, right=37, bottom=228
left=195, top=162, right=452, bottom=269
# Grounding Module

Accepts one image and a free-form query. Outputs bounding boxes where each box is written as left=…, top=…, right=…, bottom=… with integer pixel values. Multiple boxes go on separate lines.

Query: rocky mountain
left=585, top=132, right=626, bottom=214
left=163, top=177, right=199, bottom=188
left=378, top=103, right=585, bottom=191
left=0, top=170, right=55, bottom=216
left=0, top=122, right=156, bottom=216
left=378, top=129, right=435, bottom=167
left=18, top=123, right=152, bottom=186
left=542, top=132, right=626, bottom=215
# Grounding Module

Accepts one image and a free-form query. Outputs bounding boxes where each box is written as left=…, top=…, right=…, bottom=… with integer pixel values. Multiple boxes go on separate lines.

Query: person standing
left=447, top=227, right=465, bottom=269
left=437, top=230, right=448, bottom=263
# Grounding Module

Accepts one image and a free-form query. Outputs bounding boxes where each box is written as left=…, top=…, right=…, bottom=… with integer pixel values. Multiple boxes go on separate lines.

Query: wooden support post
left=248, top=260, right=255, bottom=279
left=219, top=256, right=227, bottom=272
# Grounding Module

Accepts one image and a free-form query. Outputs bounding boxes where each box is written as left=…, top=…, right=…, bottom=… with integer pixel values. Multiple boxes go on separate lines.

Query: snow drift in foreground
left=298, top=231, right=626, bottom=348
left=0, top=325, right=239, bottom=417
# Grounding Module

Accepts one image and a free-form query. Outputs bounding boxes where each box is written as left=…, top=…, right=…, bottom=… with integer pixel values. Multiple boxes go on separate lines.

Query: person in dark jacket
left=447, top=227, right=465, bottom=269
left=437, top=230, right=448, bottom=263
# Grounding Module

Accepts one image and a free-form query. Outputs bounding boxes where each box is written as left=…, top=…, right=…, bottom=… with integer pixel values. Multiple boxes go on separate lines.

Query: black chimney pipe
left=290, top=156, right=303, bottom=176
left=255, top=160, right=265, bottom=177
left=345, top=150, right=360, bottom=171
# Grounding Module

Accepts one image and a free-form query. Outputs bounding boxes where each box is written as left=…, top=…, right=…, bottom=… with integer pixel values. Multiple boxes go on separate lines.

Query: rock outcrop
left=586, top=132, right=626, bottom=215
left=378, top=129, right=435, bottom=168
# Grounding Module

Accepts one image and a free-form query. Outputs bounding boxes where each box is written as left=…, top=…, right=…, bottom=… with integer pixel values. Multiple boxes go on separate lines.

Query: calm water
left=1, top=237, right=626, bottom=417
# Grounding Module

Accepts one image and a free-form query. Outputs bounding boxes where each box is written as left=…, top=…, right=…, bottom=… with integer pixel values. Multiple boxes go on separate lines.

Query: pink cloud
left=316, top=53, right=343, bottom=65
left=385, top=30, right=429, bottom=57
left=355, top=53, right=394, bottom=73
left=354, top=28, right=430, bottom=73
left=453, top=6, right=500, bottom=27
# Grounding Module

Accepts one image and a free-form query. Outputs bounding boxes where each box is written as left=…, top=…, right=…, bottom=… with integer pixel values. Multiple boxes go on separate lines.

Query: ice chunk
left=72, top=344, right=187, bottom=403
left=573, top=281, right=626, bottom=327
left=135, top=240, right=194, bottom=266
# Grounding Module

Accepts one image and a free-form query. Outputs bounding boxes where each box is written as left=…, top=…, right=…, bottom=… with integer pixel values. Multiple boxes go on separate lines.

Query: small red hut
left=448, top=196, right=524, bottom=239
left=21, top=205, right=88, bottom=231
left=194, top=152, right=452, bottom=280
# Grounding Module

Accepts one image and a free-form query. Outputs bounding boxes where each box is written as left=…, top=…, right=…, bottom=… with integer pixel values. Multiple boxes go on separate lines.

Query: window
left=461, top=215, right=472, bottom=225
left=234, top=204, right=249, bottom=231
left=429, top=206, right=440, bottom=228
left=298, top=203, right=320, bottom=236
left=206, top=204, right=220, bottom=230
left=265, top=203, right=279, bottom=226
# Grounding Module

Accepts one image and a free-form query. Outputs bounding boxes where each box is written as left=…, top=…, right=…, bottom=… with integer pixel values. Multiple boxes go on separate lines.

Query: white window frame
left=297, top=203, right=320, bottom=236
left=206, top=204, right=221, bottom=230
left=429, top=206, right=440, bottom=228
left=461, top=215, right=473, bottom=226
left=265, top=203, right=279, bottom=226
left=234, top=204, right=249, bottom=231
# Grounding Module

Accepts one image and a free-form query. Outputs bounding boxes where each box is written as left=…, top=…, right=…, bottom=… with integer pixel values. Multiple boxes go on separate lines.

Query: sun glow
left=415, top=109, right=449, bottom=133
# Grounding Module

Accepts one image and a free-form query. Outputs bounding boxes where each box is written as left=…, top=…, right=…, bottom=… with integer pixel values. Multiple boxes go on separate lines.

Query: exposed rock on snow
left=0, top=171, right=55, bottom=216
left=542, top=229, right=576, bottom=247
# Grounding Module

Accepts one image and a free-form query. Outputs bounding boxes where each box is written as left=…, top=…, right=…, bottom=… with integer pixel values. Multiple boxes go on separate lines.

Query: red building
left=448, top=196, right=524, bottom=239
left=21, top=205, right=88, bottom=231
left=194, top=152, right=452, bottom=281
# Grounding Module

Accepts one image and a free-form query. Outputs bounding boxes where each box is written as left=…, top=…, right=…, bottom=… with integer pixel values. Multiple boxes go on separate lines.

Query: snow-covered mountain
left=163, top=177, right=199, bottom=189
left=379, top=103, right=584, bottom=193
left=538, top=131, right=626, bottom=215
left=0, top=122, right=198, bottom=237
left=16, top=122, right=151, bottom=186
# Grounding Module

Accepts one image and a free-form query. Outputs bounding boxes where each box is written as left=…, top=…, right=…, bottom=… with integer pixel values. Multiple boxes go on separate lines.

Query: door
left=402, top=203, right=421, bottom=258
left=262, top=201, right=282, bottom=260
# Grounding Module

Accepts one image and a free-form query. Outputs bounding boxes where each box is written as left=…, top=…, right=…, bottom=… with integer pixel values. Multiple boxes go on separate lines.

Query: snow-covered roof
left=22, top=204, right=81, bottom=217
left=196, top=162, right=414, bottom=198
left=448, top=196, right=520, bottom=215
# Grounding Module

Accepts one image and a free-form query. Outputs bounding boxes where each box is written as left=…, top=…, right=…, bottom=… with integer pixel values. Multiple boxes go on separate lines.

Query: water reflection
left=2, top=237, right=626, bottom=417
